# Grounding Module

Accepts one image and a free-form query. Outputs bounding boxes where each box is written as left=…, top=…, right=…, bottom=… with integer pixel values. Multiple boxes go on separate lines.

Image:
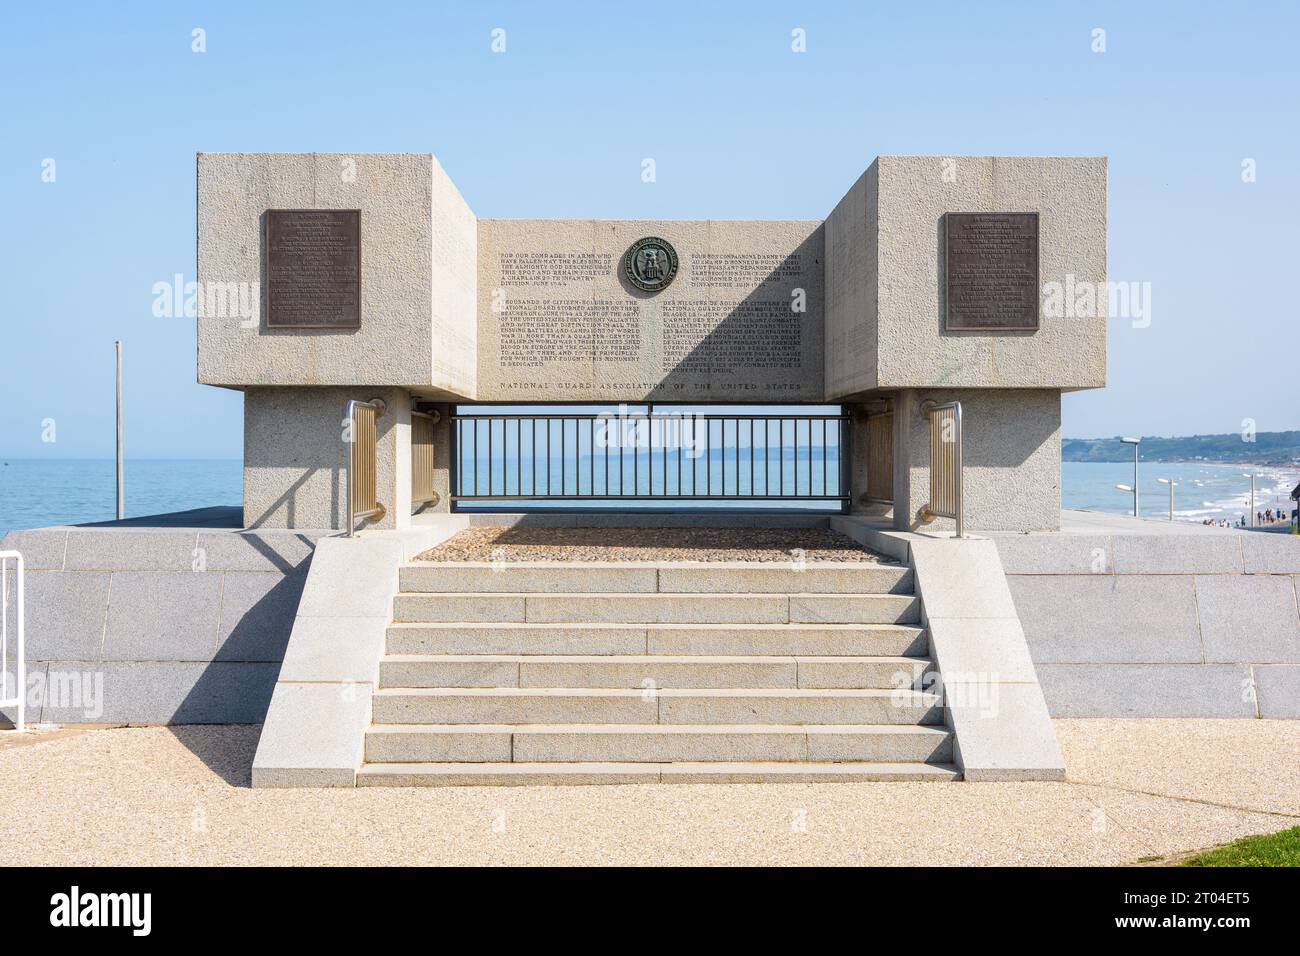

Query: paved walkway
left=1, top=719, right=1295, bottom=866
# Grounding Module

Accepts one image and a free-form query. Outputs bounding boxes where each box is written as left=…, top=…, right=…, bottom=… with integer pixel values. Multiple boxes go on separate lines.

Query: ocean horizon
left=0, top=457, right=1295, bottom=537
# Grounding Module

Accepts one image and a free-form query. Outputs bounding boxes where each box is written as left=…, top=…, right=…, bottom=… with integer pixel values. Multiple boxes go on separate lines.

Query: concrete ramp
left=251, top=517, right=468, bottom=786
left=834, top=517, right=1066, bottom=782
left=908, top=537, right=1065, bottom=781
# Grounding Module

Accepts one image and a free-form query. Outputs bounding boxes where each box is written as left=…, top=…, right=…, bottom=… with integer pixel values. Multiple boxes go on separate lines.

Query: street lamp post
left=1120, top=436, right=1141, bottom=517
left=1242, top=473, right=1258, bottom=527
left=1157, top=477, right=1178, bottom=521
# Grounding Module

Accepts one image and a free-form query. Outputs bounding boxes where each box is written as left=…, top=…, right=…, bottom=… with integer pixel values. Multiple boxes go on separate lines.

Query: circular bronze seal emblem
left=623, top=236, right=679, bottom=292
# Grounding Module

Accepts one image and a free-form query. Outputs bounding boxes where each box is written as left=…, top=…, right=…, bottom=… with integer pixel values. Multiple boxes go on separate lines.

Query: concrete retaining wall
left=0, top=525, right=329, bottom=724
left=8, top=511, right=1296, bottom=726
left=997, top=529, right=1300, bottom=718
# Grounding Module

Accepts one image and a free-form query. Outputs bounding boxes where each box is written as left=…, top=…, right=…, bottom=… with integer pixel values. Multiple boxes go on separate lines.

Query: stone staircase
left=356, top=560, right=960, bottom=785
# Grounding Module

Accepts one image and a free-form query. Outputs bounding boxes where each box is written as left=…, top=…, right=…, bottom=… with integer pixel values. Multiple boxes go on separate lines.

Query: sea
left=0, top=459, right=243, bottom=538
left=0, top=458, right=1296, bottom=538
left=1059, top=460, right=1298, bottom=525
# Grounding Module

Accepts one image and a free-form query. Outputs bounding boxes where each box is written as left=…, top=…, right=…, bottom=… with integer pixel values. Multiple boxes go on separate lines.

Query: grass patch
left=1181, top=825, right=1300, bottom=867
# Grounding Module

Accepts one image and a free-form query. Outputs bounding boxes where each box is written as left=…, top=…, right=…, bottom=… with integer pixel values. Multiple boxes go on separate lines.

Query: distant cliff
left=1063, top=432, right=1300, bottom=464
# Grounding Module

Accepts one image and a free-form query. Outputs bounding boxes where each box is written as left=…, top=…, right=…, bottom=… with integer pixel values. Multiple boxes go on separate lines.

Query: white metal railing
left=345, top=399, right=386, bottom=536
left=0, top=551, right=25, bottom=732
left=921, top=401, right=964, bottom=538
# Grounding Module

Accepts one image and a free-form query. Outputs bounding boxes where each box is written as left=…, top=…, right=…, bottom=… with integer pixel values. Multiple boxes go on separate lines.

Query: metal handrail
left=0, top=551, right=25, bottom=732
left=345, top=400, right=386, bottom=536
left=865, top=410, right=895, bottom=503
left=921, top=401, right=964, bottom=537
left=411, top=409, right=439, bottom=508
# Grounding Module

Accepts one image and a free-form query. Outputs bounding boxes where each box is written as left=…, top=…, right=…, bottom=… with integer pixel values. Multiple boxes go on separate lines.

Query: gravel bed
left=416, top=527, right=889, bottom=563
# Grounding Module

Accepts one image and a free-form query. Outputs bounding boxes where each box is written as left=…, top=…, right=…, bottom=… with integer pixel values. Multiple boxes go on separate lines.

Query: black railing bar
left=450, top=494, right=852, bottom=501
left=662, top=419, right=668, bottom=497
left=822, top=418, right=828, bottom=498
left=677, top=425, right=682, bottom=498
left=449, top=414, right=849, bottom=423
left=749, top=418, right=755, bottom=498
left=807, top=418, right=813, bottom=499
left=720, top=419, right=726, bottom=497
left=729, top=419, right=736, bottom=497
left=764, top=419, right=770, bottom=497
left=691, top=419, right=697, bottom=495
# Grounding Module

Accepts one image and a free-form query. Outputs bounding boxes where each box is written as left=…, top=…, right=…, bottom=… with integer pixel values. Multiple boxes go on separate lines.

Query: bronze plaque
left=623, top=236, right=679, bottom=292
left=944, top=212, right=1038, bottom=331
left=266, top=209, right=361, bottom=328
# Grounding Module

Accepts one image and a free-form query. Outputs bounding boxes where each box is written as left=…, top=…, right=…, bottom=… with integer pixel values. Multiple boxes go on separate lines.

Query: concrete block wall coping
left=990, top=510, right=1300, bottom=576
left=0, top=526, right=333, bottom=573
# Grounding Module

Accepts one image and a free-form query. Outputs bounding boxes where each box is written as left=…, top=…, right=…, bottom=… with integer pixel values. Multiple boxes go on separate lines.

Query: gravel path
left=1, top=719, right=1295, bottom=866
left=417, top=527, right=887, bottom=563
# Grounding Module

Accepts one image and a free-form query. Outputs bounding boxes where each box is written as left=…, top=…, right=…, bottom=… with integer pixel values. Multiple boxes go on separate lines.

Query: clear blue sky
left=2, top=1, right=1296, bottom=458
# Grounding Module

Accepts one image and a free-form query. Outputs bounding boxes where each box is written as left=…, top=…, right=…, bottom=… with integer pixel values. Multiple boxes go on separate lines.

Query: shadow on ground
left=169, top=725, right=260, bottom=788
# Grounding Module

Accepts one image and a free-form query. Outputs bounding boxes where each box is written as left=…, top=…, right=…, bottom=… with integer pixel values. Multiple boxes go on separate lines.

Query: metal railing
left=1, top=551, right=25, bottom=732
left=922, top=401, right=964, bottom=537
left=411, top=409, right=438, bottom=509
left=345, top=399, right=386, bottom=536
left=451, top=406, right=850, bottom=508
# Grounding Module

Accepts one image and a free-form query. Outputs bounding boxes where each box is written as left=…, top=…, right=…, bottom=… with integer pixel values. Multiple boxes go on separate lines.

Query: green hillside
left=1063, top=431, right=1300, bottom=464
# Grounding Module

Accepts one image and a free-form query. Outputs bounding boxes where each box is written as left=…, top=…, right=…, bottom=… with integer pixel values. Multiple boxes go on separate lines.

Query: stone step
left=370, top=687, right=944, bottom=726
left=365, top=722, right=954, bottom=764
left=377, top=654, right=930, bottom=689
left=386, top=622, right=929, bottom=657
left=399, top=562, right=912, bottom=595
left=391, top=592, right=921, bottom=625
left=356, top=761, right=962, bottom=786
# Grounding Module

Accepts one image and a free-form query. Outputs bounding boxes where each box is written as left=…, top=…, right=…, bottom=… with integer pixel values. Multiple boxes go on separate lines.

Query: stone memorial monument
left=196, top=152, right=1106, bottom=533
